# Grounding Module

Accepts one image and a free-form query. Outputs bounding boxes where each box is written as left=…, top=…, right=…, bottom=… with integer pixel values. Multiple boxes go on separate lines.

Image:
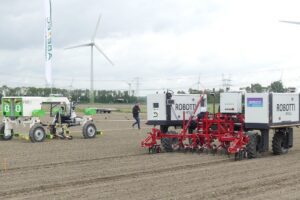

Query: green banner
left=1, top=98, right=23, bottom=117
left=14, top=98, right=23, bottom=117
left=2, top=99, right=11, bottom=117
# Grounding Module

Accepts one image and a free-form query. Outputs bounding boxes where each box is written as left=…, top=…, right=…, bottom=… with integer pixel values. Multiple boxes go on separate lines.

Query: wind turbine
left=280, top=20, right=300, bottom=25
left=65, top=14, right=114, bottom=103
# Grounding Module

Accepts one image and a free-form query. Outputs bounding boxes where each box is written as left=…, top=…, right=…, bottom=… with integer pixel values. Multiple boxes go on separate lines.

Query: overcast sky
left=1, top=0, right=300, bottom=95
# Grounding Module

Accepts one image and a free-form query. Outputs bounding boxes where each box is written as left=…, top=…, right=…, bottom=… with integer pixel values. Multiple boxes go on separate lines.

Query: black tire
left=188, top=121, right=197, bottom=133
left=160, top=125, right=168, bottom=133
left=210, top=124, right=218, bottom=131
left=161, top=131, right=178, bottom=152
left=272, top=131, right=288, bottom=155
left=246, top=132, right=257, bottom=159
left=82, top=121, right=97, bottom=139
left=29, top=124, right=46, bottom=142
left=0, top=123, right=13, bottom=140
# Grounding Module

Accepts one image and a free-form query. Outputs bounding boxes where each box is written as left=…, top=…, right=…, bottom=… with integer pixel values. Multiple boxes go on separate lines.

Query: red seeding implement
left=142, top=95, right=250, bottom=160
left=142, top=92, right=298, bottom=160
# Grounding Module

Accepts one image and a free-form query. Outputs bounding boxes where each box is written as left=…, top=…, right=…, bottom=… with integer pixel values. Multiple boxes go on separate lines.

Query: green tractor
left=1, top=96, right=99, bottom=142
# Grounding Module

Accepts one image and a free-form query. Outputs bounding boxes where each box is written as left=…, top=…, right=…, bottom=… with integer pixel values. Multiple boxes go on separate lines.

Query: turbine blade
left=91, top=14, right=102, bottom=42
left=65, top=43, right=92, bottom=50
left=280, top=20, right=300, bottom=25
left=94, top=43, right=114, bottom=65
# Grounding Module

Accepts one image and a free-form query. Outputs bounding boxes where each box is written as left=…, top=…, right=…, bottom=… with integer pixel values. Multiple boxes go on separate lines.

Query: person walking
left=132, top=102, right=141, bottom=129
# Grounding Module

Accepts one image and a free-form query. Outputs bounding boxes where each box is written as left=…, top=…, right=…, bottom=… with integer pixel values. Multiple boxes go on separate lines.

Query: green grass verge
left=75, top=104, right=147, bottom=114
left=76, top=103, right=217, bottom=114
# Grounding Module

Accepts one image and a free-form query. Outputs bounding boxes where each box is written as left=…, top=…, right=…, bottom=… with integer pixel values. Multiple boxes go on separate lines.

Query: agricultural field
left=0, top=104, right=300, bottom=199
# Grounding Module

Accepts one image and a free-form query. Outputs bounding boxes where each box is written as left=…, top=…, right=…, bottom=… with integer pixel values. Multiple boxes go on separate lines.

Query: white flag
left=44, top=0, right=52, bottom=86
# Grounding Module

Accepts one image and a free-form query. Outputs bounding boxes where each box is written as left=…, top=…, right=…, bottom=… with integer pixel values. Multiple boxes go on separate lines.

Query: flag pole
left=45, top=0, right=53, bottom=93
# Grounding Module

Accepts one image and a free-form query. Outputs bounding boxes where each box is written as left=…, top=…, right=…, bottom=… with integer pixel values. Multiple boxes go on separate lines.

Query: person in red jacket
left=132, top=102, right=141, bottom=129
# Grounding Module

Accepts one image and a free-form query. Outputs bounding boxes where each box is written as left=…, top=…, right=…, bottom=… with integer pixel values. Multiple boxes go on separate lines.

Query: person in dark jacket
left=132, top=103, right=141, bottom=129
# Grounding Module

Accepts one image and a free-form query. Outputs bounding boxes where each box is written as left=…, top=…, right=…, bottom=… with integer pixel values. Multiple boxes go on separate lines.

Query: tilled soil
left=0, top=112, right=300, bottom=200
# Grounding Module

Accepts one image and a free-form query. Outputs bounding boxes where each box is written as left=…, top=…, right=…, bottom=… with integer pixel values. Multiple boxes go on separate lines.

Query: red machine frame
left=141, top=95, right=250, bottom=159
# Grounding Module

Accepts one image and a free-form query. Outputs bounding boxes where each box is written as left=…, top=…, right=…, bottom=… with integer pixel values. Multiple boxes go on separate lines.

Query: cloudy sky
left=1, top=0, right=300, bottom=95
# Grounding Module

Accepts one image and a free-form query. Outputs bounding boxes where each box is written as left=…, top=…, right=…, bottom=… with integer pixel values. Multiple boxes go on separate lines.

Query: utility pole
left=135, top=77, right=140, bottom=97
left=197, top=74, right=200, bottom=91
left=280, top=69, right=284, bottom=83
left=68, top=78, right=74, bottom=99
left=222, top=74, right=232, bottom=92
left=127, top=82, right=132, bottom=96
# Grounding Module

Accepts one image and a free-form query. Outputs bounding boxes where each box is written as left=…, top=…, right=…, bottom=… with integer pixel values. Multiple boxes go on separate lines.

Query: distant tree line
left=0, top=81, right=294, bottom=104
left=0, top=85, right=142, bottom=104
left=184, top=81, right=294, bottom=104
left=242, top=81, right=290, bottom=93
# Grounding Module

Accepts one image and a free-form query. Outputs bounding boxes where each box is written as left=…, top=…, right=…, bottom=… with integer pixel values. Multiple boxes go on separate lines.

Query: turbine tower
left=65, top=14, right=114, bottom=103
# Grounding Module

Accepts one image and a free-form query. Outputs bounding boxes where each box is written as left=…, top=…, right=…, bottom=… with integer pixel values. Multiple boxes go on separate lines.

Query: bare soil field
left=0, top=110, right=300, bottom=200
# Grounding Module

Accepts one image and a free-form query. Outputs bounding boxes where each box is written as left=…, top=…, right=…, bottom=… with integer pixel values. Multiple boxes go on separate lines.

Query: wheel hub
left=35, top=129, right=44, bottom=141
left=87, top=126, right=95, bottom=137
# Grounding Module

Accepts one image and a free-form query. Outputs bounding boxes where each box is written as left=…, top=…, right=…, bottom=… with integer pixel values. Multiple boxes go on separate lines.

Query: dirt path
left=0, top=112, right=300, bottom=200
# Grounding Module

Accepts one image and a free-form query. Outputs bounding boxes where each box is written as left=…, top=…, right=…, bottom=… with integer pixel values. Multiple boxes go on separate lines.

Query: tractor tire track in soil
left=4, top=153, right=144, bottom=172
left=1, top=112, right=300, bottom=199
left=0, top=158, right=229, bottom=198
